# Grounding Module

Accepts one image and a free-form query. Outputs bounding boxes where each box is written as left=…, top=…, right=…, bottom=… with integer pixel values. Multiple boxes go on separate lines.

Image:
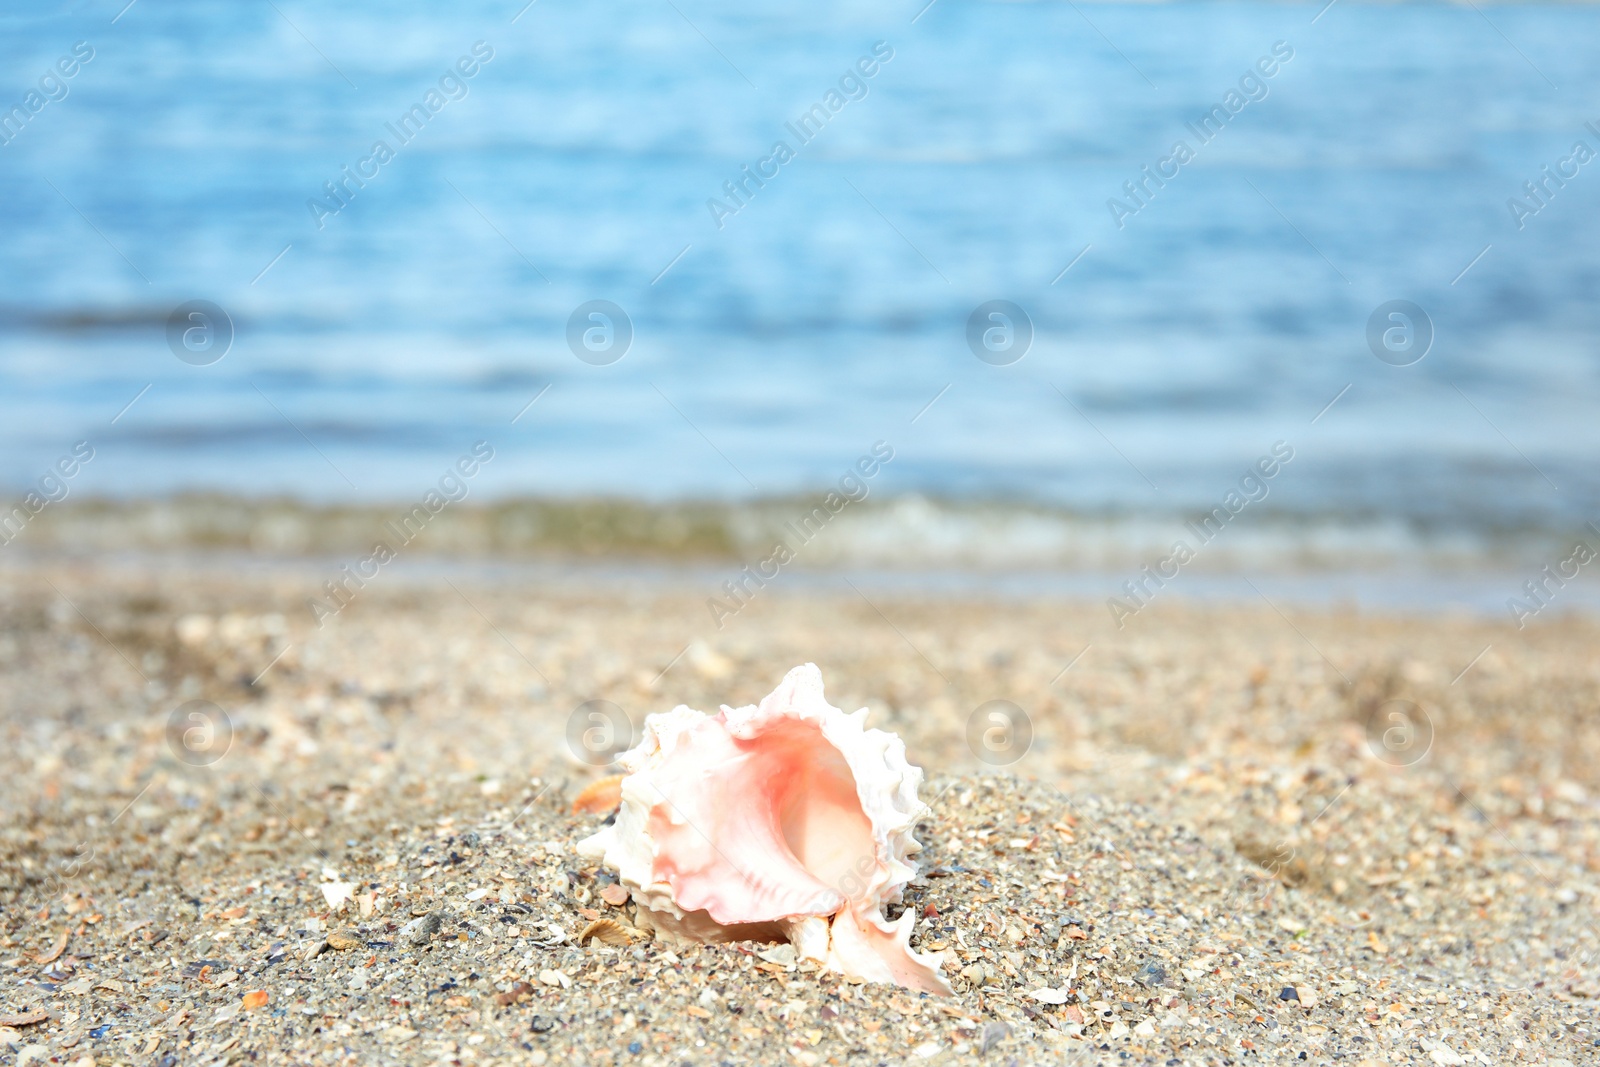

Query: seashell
left=578, top=918, right=640, bottom=946
left=578, top=663, right=951, bottom=995
left=399, top=912, right=441, bottom=946
left=320, top=881, right=357, bottom=913
left=571, top=774, right=625, bottom=814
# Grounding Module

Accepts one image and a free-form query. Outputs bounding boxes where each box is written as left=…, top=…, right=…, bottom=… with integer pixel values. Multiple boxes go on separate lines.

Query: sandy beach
left=1, top=557, right=1596, bottom=1066
left=7, top=0, right=1600, bottom=1063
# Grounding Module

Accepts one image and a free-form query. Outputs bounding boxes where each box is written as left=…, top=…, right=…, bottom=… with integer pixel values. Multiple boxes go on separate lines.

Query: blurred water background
left=3, top=0, right=1599, bottom=581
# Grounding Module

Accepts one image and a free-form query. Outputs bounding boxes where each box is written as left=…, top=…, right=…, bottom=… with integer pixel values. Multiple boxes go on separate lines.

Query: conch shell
left=578, top=663, right=951, bottom=995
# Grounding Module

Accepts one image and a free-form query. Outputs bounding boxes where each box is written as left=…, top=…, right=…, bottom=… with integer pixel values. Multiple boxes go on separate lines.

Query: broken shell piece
left=757, top=943, right=797, bottom=967
left=571, top=774, right=625, bottom=815
left=578, top=918, right=640, bottom=946
left=399, top=912, right=441, bottom=946
left=578, top=663, right=951, bottom=995
left=319, top=881, right=356, bottom=913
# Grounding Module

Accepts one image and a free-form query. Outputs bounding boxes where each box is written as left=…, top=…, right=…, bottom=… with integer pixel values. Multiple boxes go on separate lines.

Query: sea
left=3, top=0, right=1599, bottom=586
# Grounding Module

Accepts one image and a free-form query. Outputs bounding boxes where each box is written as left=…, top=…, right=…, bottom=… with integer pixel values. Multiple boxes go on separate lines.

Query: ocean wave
left=3, top=494, right=1582, bottom=573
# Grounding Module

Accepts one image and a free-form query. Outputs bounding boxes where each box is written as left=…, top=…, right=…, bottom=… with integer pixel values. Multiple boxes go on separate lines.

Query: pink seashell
left=578, top=663, right=951, bottom=995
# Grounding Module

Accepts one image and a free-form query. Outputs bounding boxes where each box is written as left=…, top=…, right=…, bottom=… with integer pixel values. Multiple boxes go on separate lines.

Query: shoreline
left=5, top=545, right=1600, bottom=625
left=5, top=495, right=1598, bottom=574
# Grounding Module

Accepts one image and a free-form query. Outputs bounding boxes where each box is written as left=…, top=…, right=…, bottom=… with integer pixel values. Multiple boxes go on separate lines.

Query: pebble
left=1134, top=962, right=1167, bottom=988
left=325, top=929, right=364, bottom=951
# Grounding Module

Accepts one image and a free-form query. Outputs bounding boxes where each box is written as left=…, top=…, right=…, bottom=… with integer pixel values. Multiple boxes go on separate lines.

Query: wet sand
left=2, top=557, right=1597, bottom=1065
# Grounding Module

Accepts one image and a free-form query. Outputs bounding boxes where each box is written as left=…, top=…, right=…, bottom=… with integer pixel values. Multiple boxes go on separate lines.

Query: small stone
left=242, top=990, right=269, bottom=1010
left=960, top=963, right=986, bottom=987
left=326, top=929, right=364, bottom=951
left=494, top=981, right=534, bottom=1006
left=979, top=1021, right=1009, bottom=1054
left=1134, top=963, right=1167, bottom=988
left=1278, top=986, right=1298, bottom=1002
left=1295, top=986, right=1319, bottom=1009
left=175, top=614, right=212, bottom=645
left=529, top=1015, right=556, bottom=1033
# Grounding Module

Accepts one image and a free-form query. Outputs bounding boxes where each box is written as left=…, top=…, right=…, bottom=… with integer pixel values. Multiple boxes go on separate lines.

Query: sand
left=2, top=556, right=1597, bottom=1065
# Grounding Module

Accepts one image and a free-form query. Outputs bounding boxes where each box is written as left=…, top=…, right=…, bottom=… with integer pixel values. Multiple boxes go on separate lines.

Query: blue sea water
left=2, top=0, right=1598, bottom=549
